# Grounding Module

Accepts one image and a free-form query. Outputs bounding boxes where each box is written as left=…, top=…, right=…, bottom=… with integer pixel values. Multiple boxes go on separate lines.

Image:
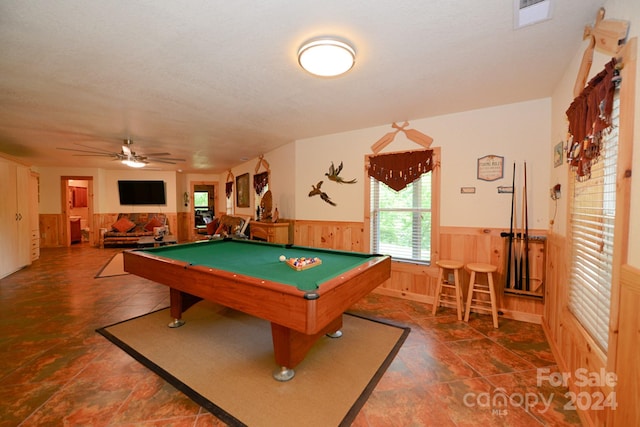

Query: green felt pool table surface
left=136, top=238, right=377, bottom=292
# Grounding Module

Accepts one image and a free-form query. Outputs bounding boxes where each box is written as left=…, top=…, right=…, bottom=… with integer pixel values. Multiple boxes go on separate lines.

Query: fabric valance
left=225, top=182, right=233, bottom=198
left=367, top=150, right=433, bottom=191
left=253, top=171, right=269, bottom=194
left=566, top=58, right=617, bottom=180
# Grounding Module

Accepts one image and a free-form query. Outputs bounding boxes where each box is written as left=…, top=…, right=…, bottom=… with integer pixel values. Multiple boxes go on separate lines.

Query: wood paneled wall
left=293, top=220, right=545, bottom=322
left=39, top=214, right=66, bottom=247
left=613, top=265, right=640, bottom=426
left=543, top=233, right=640, bottom=426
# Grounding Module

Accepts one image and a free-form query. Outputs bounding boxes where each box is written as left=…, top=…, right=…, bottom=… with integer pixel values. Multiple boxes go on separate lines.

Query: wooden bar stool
left=464, top=263, right=499, bottom=328
left=432, top=259, right=465, bottom=320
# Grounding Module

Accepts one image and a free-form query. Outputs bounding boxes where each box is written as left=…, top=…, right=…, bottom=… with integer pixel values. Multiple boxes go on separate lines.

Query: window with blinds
left=568, top=91, right=619, bottom=353
left=370, top=173, right=432, bottom=263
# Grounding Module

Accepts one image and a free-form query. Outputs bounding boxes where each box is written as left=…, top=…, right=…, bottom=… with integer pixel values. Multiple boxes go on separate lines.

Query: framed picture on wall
left=554, top=141, right=563, bottom=167
left=236, top=173, right=250, bottom=207
left=477, top=155, right=504, bottom=181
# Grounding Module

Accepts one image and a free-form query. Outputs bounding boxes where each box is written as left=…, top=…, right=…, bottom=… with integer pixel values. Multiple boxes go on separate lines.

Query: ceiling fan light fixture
left=298, top=38, right=355, bottom=77
left=122, top=157, right=145, bottom=168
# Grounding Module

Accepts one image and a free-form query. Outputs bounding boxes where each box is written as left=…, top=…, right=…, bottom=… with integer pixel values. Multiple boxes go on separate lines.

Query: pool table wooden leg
left=270, top=316, right=343, bottom=381
left=168, top=288, right=202, bottom=328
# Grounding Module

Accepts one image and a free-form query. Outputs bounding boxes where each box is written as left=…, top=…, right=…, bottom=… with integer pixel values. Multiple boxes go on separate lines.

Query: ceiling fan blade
left=71, top=143, right=118, bottom=153
left=70, top=153, right=116, bottom=157
left=147, top=157, right=186, bottom=162
left=57, top=147, right=115, bottom=155
left=147, top=158, right=179, bottom=164
left=144, top=152, right=172, bottom=157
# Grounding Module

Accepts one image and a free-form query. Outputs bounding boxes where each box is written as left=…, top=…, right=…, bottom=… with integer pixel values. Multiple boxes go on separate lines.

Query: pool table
left=123, top=238, right=391, bottom=380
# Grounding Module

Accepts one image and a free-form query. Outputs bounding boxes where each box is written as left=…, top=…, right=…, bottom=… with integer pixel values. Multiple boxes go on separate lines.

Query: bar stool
left=432, top=259, right=465, bottom=320
left=464, top=263, right=499, bottom=328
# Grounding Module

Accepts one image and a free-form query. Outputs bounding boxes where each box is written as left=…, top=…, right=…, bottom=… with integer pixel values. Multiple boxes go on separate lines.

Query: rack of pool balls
left=282, top=255, right=322, bottom=271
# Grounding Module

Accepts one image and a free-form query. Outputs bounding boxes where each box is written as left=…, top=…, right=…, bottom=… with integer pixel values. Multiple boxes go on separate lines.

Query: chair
left=432, top=259, right=465, bottom=320
left=463, top=263, right=499, bottom=328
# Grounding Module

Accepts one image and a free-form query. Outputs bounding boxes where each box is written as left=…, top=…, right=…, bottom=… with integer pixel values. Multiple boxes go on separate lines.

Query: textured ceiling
left=0, top=1, right=605, bottom=173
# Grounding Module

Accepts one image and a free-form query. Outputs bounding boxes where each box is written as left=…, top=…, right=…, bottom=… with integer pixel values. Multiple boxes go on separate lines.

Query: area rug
left=95, top=252, right=128, bottom=278
left=97, top=301, right=409, bottom=427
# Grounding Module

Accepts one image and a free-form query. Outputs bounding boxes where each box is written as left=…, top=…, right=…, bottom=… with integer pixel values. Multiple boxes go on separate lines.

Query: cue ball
left=279, top=255, right=286, bottom=262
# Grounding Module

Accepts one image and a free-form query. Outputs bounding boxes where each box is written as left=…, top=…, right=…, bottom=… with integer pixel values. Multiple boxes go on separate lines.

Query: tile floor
left=0, top=245, right=582, bottom=426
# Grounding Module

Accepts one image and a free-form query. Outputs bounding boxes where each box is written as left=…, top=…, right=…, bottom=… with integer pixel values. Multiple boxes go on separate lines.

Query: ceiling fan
left=57, top=139, right=185, bottom=168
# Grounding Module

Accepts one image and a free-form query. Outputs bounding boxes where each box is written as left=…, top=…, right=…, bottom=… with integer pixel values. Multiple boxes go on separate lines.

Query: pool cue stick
left=512, top=177, right=520, bottom=290
left=517, top=179, right=525, bottom=290
left=524, top=162, right=530, bottom=291
left=505, top=163, right=516, bottom=289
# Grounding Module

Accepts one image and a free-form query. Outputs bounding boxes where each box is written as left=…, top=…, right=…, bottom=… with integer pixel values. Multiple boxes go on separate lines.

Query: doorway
left=191, top=181, right=218, bottom=239
left=61, top=176, right=94, bottom=247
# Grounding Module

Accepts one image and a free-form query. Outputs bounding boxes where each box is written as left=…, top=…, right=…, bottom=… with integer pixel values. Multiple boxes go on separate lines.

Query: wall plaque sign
left=477, top=155, right=504, bottom=181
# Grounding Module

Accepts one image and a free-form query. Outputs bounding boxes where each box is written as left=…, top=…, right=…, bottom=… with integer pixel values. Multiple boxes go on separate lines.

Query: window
left=568, top=89, right=619, bottom=353
left=368, top=149, right=439, bottom=264
left=193, top=191, right=209, bottom=209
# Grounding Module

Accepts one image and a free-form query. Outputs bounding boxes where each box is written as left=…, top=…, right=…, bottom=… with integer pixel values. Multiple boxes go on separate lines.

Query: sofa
left=100, top=213, right=168, bottom=248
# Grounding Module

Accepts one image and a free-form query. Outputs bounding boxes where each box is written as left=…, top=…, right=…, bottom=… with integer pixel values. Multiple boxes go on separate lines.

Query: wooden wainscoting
left=440, top=226, right=545, bottom=323
left=177, top=212, right=191, bottom=241
left=293, top=220, right=545, bottom=322
left=613, top=264, right=640, bottom=426
left=542, top=232, right=635, bottom=427
left=294, top=220, right=365, bottom=252
left=39, top=214, right=66, bottom=247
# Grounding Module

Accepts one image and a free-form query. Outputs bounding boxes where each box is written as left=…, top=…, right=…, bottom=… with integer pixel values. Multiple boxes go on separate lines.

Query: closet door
left=0, top=159, right=18, bottom=277
left=0, top=159, right=31, bottom=278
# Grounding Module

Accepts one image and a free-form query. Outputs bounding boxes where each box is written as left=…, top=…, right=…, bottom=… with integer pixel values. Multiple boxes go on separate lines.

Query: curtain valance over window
left=566, top=58, right=617, bottom=180
left=225, top=182, right=233, bottom=198
left=253, top=171, right=269, bottom=194
left=367, top=150, right=433, bottom=191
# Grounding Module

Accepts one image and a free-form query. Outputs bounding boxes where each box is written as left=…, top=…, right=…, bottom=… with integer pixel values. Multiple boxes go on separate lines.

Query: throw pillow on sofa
left=112, top=217, right=136, bottom=233
left=144, top=216, right=165, bottom=232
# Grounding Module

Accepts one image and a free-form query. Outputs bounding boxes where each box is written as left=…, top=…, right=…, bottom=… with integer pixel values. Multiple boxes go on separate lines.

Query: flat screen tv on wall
left=118, top=180, right=166, bottom=205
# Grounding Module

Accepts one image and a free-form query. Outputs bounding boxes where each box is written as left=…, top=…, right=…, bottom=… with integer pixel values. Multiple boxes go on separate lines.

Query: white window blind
left=370, top=173, right=432, bottom=263
left=568, top=92, right=619, bottom=353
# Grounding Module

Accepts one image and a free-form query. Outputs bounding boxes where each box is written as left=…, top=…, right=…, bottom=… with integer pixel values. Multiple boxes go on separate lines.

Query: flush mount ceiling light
left=297, top=38, right=356, bottom=77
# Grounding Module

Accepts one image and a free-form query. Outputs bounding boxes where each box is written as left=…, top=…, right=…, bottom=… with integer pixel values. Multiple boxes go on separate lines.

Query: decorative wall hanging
left=370, top=122, right=433, bottom=154
left=254, top=154, right=270, bottom=174
left=566, top=58, right=618, bottom=180
left=225, top=170, right=234, bottom=199
left=253, top=171, right=269, bottom=194
left=477, top=155, right=504, bottom=181
left=367, top=150, right=433, bottom=192
left=235, top=173, right=250, bottom=207
left=325, top=161, right=356, bottom=184
left=573, top=8, right=629, bottom=98
left=567, top=7, right=628, bottom=181
left=308, top=181, right=336, bottom=206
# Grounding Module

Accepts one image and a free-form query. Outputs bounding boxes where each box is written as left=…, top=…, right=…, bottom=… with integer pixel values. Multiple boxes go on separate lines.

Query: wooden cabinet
left=0, top=158, right=32, bottom=278
left=29, top=172, right=40, bottom=261
left=70, top=218, right=82, bottom=243
left=250, top=221, right=290, bottom=244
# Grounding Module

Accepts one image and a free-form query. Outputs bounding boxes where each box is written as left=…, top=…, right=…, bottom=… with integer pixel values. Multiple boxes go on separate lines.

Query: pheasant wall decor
left=308, top=181, right=336, bottom=206
left=325, top=161, right=357, bottom=184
